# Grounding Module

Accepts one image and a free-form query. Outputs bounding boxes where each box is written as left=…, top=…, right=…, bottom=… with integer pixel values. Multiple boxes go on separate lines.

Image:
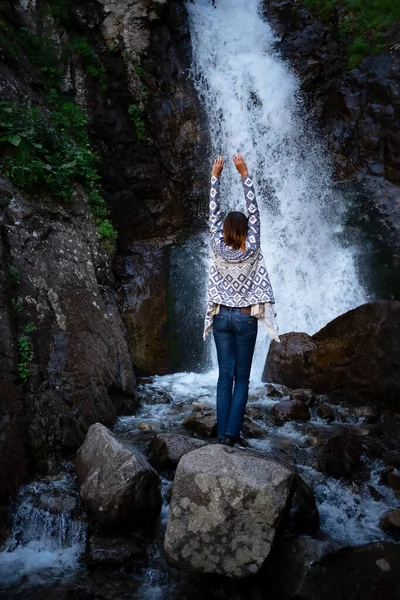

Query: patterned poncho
left=203, top=175, right=279, bottom=340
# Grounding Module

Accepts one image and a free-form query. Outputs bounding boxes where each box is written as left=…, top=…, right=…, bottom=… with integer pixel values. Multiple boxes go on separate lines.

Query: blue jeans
left=213, top=306, right=258, bottom=438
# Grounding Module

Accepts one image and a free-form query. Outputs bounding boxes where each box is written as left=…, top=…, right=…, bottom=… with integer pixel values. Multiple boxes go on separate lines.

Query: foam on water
left=299, top=462, right=399, bottom=545
left=185, top=0, right=368, bottom=378
left=0, top=475, right=86, bottom=590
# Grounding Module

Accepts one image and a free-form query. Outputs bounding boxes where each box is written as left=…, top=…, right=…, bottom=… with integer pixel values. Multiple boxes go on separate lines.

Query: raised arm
left=242, top=175, right=260, bottom=250
left=233, top=154, right=260, bottom=250
left=209, top=156, right=224, bottom=240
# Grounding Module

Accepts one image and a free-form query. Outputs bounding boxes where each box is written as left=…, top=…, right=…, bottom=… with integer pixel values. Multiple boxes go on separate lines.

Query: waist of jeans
left=220, top=304, right=252, bottom=315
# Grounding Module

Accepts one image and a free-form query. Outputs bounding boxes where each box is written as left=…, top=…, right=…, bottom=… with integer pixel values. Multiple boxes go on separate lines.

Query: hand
left=211, top=156, right=224, bottom=178
left=233, top=153, right=248, bottom=178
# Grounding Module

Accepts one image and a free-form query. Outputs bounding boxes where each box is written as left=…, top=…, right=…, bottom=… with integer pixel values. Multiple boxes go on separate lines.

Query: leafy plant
left=128, top=104, right=147, bottom=140
left=9, top=265, right=20, bottom=288
left=72, top=35, right=107, bottom=89
left=0, top=101, right=117, bottom=241
left=17, top=335, right=33, bottom=382
left=302, top=0, right=400, bottom=67
left=11, top=297, right=23, bottom=315
left=24, top=322, right=37, bottom=334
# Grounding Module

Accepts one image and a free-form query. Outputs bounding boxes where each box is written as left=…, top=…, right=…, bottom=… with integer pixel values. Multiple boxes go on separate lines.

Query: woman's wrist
left=240, top=170, right=249, bottom=178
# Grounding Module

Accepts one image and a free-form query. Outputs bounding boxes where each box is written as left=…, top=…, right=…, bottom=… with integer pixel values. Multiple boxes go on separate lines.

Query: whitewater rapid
left=186, top=0, right=367, bottom=377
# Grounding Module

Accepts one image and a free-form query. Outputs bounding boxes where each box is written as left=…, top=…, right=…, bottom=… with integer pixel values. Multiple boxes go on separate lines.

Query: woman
left=204, top=154, right=279, bottom=447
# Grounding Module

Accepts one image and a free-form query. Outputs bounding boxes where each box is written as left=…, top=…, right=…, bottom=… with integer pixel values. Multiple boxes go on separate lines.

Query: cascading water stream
left=184, top=0, right=368, bottom=377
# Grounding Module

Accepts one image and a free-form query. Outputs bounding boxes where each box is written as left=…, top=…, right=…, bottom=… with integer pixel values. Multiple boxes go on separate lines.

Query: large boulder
left=76, top=423, right=161, bottom=529
left=164, top=445, right=295, bottom=578
left=263, top=301, right=400, bottom=407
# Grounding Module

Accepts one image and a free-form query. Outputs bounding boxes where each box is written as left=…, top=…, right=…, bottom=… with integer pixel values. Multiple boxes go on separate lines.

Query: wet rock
left=263, top=302, right=400, bottom=408
left=368, top=485, right=384, bottom=502
left=76, top=423, right=161, bottom=529
left=289, top=388, right=318, bottom=406
left=272, top=400, right=311, bottom=423
left=183, top=405, right=217, bottom=438
left=321, top=430, right=362, bottom=479
left=354, top=405, right=380, bottom=423
left=380, top=467, right=400, bottom=495
left=264, top=382, right=289, bottom=397
left=242, top=416, right=267, bottom=438
left=149, top=433, right=207, bottom=470
left=86, top=534, right=145, bottom=570
left=164, top=445, right=295, bottom=578
left=263, top=1, right=400, bottom=269
left=317, top=404, right=335, bottom=421
left=271, top=535, right=342, bottom=599
left=281, top=541, right=400, bottom=600
left=379, top=508, right=400, bottom=536
left=289, top=475, right=320, bottom=535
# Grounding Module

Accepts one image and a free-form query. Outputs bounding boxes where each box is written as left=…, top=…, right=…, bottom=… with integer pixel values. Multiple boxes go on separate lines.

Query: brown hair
left=223, top=212, right=248, bottom=250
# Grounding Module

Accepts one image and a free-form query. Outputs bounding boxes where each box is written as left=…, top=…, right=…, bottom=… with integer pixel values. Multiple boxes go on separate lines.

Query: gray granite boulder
left=76, top=423, right=161, bottom=529
left=164, top=444, right=294, bottom=578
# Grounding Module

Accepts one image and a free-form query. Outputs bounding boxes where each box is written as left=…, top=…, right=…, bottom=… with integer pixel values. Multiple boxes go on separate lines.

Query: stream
left=1, top=0, right=398, bottom=597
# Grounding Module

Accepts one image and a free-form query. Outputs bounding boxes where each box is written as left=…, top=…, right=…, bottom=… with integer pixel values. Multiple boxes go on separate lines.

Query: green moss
left=128, top=104, right=147, bottom=141
left=17, top=335, right=33, bottom=382
left=302, top=0, right=400, bottom=67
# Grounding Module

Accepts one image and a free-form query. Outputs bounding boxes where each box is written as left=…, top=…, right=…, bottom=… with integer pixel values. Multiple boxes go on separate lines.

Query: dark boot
left=222, top=435, right=236, bottom=447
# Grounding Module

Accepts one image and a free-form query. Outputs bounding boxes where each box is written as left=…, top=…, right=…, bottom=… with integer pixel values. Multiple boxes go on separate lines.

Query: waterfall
left=185, top=0, right=368, bottom=376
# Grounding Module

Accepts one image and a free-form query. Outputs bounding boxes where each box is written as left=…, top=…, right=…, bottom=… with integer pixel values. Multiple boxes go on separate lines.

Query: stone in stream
left=76, top=423, right=162, bottom=529
left=278, top=541, right=400, bottom=600
left=380, top=467, right=400, bottom=495
left=263, top=301, right=400, bottom=408
left=272, top=400, right=311, bottom=422
left=320, top=430, right=362, bottom=479
left=149, top=433, right=207, bottom=470
left=380, top=508, right=400, bottom=536
left=289, top=475, right=320, bottom=535
left=183, top=404, right=217, bottom=438
left=289, top=388, right=318, bottom=406
left=270, top=536, right=342, bottom=599
left=317, top=403, right=336, bottom=421
left=354, top=405, right=380, bottom=423
left=164, top=444, right=295, bottom=578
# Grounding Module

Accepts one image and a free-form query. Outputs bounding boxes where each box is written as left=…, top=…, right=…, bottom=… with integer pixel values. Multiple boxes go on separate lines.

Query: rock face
left=0, top=177, right=137, bottom=530
left=263, top=0, right=400, bottom=273
left=76, top=423, right=161, bottom=529
left=164, top=444, right=295, bottom=578
left=263, top=301, right=400, bottom=407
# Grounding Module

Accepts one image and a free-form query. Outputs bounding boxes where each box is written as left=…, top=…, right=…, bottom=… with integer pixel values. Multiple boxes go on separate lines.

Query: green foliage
left=0, top=100, right=117, bottom=241
left=17, top=335, right=33, bottom=382
left=9, top=265, right=20, bottom=288
left=302, top=0, right=400, bottom=67
left=11, top=297, right=23, bottom=315
left=128, top=104, right=147, bottom=140
left=24, top=322, right=37, bottom=334
left=72, top=35, right=107, bottom=89
left=18, top=27, right=65, bottom=87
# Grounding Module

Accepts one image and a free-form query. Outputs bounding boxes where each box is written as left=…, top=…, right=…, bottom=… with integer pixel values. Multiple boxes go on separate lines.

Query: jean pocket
left=235, top=315, right=257, bottom=336
left=213, top=314, right=229, bottom=331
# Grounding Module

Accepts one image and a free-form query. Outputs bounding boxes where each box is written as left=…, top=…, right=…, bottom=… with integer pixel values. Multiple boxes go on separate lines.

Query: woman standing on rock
left=204, top=154, right=279, bottom=447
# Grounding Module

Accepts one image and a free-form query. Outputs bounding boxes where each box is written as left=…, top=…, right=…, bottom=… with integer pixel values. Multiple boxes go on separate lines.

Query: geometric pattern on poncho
left=204, top=174, right=275, bottom=337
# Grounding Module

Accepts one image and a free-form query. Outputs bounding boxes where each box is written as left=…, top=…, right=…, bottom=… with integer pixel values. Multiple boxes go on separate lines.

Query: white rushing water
left=185, top=0, right=368, bottom=377
left=0, top=475, right=86, bottom=591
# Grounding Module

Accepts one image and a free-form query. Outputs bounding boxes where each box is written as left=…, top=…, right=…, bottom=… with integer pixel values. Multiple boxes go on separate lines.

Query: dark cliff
left=0, top=0, right=206, bottom=538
